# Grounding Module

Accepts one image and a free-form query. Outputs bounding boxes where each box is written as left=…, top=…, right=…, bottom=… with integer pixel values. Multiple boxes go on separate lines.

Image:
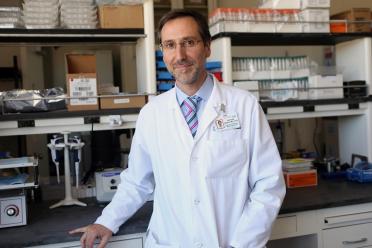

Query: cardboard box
left=65, top=54, right=99, bottom=111
left=100, top=95, right=147, bottom=109
left=98, top=5, right=144, bottom=29
left=331, top=8, right=371, bottom=32
left=283, top=169, right=318, bottom=188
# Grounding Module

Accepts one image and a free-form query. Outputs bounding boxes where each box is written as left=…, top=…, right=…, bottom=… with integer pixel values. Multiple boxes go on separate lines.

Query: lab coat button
left=195, top=242, right=203, bottom=248
left=194, top=199, right=200, bottom=205
left=191, top=157, right=198, bottom=162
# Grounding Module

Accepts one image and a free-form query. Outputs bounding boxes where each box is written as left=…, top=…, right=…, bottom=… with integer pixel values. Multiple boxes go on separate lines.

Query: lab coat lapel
left=194, top=77, right=225, bottom=143
left=167, top=88, right=195, bottom=148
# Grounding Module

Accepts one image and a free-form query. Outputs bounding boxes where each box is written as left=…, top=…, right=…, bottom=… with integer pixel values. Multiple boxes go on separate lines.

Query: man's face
left=160, top=16, right=211, bottom=85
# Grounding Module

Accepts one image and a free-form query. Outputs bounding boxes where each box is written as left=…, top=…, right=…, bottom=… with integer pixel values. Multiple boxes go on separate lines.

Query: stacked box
left=331, top=8, right=371, bottom=33
left=100, top=94, right=147, bottom=109
left=65, top=51, right=114, bottom=111
left=300, top=9, right=330, bottom=33
left=284, top=169, right=318, bottom=188
left=98, top=4, right=143, bottom=29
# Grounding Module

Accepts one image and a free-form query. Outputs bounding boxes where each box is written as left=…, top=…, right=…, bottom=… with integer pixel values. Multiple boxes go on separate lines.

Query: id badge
left=214, top=113, right=241, bottom=131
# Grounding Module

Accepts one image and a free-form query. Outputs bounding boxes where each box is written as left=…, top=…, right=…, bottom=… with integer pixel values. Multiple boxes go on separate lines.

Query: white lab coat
left=95, top=76, right=286, bottom=248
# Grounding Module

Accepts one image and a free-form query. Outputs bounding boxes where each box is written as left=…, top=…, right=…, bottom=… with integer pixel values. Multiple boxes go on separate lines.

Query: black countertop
left=2, top=177, right=372, bottom=247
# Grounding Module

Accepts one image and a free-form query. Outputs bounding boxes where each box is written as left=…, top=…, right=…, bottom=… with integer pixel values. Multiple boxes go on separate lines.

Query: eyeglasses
left=160, top=38, right=202, bottom=52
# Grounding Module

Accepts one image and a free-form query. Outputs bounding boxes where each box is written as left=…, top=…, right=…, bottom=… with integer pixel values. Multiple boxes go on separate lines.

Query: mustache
left=173, top=59, right=194, bottom=67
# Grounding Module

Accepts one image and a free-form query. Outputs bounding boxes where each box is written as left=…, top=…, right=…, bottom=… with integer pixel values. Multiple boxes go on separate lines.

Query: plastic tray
left=346, top=162, right=372, bottom=183
left=0, top=156, right=37, bottom=169
left=25, top=24, right=58, bottom=29
left=63, top=23, right=97, bottom=29
left=23, top=0, right=59, bottom=6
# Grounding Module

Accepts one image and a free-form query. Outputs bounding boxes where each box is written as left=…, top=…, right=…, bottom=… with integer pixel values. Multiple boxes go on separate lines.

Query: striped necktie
left=181, top=95, right=202, bottom=137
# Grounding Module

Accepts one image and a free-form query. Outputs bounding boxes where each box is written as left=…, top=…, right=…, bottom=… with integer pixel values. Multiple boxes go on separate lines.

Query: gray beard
left=173, top=67, right=200, bottom=85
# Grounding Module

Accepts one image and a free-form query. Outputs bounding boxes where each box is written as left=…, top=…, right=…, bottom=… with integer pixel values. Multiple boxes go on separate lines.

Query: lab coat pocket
left=205, top=138, right=248, bottom=178
left=145, top=231, right=180, bottom=248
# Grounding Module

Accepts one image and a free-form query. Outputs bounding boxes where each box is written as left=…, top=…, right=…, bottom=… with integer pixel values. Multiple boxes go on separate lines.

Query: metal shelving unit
left=209, top=31, right=372, bottom=163
left=0, top=157, right=38, bottom=190
left=212, top=32, right=372, bottom=46
left=0, top=28, right=146, bottom=44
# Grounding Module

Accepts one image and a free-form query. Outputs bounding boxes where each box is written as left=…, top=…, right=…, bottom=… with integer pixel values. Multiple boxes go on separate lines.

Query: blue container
left=205, top=61, right=222, bottom=70
left=157, top=71, right=173, bottom=80
left=157, top=82, right=174, bottom=91
left=346, top=162, right=372, bottom=183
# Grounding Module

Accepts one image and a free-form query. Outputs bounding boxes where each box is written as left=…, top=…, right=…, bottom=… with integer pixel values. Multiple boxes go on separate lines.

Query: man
left=70, top=9, right=285, bottom=248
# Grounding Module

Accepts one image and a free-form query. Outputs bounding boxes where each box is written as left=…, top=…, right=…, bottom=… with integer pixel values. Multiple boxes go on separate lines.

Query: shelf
left=0, top=108, right=140, bottom=121
left=0, top=181, right=37, bottom=190
left=212, top=32, right=372, bottom=46
left=0, top=109, right=140, bottom=136
left=0, top=28, right=146, bottom=44
left=0, top=157, right=37, bottom=169
left=184, top=4, right=208, bottom=9
left=262, top=97, right=368, bottom=120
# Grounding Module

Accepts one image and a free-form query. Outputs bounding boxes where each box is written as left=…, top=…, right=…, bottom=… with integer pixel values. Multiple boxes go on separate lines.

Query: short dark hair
left=158, top=9, right=211, bottom=45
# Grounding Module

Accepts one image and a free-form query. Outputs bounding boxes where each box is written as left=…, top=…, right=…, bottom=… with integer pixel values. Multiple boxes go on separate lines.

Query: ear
left=205, top=41, right=211, bottom=58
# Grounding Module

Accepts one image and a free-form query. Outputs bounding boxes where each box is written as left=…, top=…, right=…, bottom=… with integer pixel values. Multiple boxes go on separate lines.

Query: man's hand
left=69, top=224, right=113, bottom=248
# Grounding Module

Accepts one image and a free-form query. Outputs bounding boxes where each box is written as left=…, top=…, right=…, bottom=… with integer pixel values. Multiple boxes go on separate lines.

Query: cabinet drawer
left=323, top=222, right=372, bottom=248
left=271, top=215, right=297, bottom=238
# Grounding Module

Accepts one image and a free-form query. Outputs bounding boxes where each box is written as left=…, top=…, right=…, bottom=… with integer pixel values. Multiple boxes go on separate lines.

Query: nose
left=174, top=44, right=187, bottom=60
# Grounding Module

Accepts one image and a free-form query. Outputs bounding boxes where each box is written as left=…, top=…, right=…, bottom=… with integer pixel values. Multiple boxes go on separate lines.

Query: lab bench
left=1, top=177, right=372, bottom=247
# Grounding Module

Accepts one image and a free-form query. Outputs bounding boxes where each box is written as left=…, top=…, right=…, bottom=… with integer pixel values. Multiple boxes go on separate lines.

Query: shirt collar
left=175, top=73, right=214, bottom=106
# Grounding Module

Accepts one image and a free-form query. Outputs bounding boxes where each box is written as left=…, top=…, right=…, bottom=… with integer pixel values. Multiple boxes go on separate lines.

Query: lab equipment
left=47, top=132, right=86, bottom=209
left=95, top=168, right=122, bottom=202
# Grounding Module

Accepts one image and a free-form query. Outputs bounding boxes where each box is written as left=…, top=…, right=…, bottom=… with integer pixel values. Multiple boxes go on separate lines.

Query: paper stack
left=60, top=0, right=98, bottom=29
left=23, top=0, right=59, bottom=29
left=0, top=7, right=23, bottom=28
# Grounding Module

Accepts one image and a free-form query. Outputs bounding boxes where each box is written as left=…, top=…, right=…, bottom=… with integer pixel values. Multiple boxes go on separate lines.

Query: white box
left=232, top=70, right=291, bottom=81
left=209, top=21, right=250, bottom=36
left=301, top=0, right=330, bottom=9
left=300, top=8, right=330, bottom=33
left=308, top=74, right=343, bottom=88
left=233, top=81, right=259, bottom=99
left=260, top=0, right=301, bottom=9
left=302, top=23, right=329, bottom=32
left=275, top=23, right=303, bottom=33
left=307, top=74, right=343, bottom=99
left=300, top=9, right=329, bottom=22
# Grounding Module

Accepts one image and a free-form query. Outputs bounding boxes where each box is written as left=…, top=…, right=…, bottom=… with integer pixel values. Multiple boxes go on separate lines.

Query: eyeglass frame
left=159, top=37, right=203, bottom=52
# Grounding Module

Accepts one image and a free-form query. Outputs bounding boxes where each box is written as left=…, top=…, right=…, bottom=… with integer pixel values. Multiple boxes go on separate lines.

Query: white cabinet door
left=323, top=222, right=372, bottom=248
left=106, top=238, right=143, bottom=248
left=27, top=234, right=144, bottom=248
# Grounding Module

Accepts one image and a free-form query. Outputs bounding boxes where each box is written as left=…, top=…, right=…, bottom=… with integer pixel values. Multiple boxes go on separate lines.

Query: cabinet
left=269, top=203, right=372, bottom=248
left=27, top=233, right=145, bottom=248
left=209, top=32, right=372, bottom=164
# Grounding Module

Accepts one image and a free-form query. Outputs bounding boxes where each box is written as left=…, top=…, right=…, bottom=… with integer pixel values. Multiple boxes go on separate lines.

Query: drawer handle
left=342, top=238, right=367, bottom=245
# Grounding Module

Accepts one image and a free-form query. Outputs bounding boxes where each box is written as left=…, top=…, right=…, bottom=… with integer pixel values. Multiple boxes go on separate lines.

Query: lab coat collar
left=195, top=75, right=225, bottom=142
left=168, top=75, right=225, bottom=143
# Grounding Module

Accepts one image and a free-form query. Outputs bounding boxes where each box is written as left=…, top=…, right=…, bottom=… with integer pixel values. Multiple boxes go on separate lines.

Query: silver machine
left=0, top=192, right=27, bottom=228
